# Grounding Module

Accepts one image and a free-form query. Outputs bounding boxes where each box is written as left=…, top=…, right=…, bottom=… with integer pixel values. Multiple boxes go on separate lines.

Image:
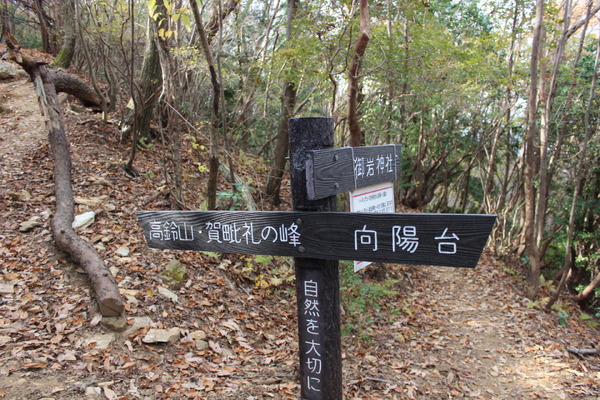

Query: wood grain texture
left=137, top=211, right=496, bottom=268
left=289, top=117, right=341, bottom=400
left=306, top=144, right=401, bottom=200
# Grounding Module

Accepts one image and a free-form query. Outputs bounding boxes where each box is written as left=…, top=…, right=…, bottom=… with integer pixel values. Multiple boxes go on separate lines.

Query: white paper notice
left=349, top=182, right=395, bottom=272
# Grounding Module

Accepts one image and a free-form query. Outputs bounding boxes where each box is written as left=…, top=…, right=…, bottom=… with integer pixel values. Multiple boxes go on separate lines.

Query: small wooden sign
left=306, top=144, right=401, bottom=200
left=137, top=210, right=495, bottom=268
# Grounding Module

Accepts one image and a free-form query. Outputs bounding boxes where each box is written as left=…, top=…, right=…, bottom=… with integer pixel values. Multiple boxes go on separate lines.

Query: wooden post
left=289, top=118, right=342, bottom=399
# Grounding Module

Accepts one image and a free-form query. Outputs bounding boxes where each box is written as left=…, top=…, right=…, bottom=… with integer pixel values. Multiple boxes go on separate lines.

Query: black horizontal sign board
left=138, top=210, right=495, bottom=268
left=306, top=144, right=401, bottom=200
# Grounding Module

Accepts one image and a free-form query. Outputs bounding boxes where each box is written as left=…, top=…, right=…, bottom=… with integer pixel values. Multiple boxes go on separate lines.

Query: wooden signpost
left=137, top=118, right=496, bottom=400
left=306, top=144, right=401, bottom=200
left=137, top=210, right=495, bottom=268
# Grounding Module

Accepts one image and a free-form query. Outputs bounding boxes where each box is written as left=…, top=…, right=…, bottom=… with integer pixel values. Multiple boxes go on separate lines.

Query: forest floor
left=0, top=76, right=599, bottom=400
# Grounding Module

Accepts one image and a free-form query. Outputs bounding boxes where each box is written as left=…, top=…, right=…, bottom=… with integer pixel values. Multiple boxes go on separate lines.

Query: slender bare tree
left=264, top=0, right=298, bottom=206
left=348, top=0, right=370, bottom=147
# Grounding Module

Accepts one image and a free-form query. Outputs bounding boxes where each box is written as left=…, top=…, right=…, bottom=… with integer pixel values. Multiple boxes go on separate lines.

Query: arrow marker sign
left=138, top=210, right=496, bottom=268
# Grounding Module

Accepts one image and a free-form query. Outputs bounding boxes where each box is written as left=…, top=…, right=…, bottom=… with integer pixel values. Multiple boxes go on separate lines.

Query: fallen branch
left=566, top=347, right=598, bottom=356
left=364, top=376, right=398, bottom=385
left=575, top=271, right=600, bottom=307
left=2, top=39, right=103, bottom=107
left=39, top=69, right=123, bottom=316
left=4, top=39, right=124, bottom=316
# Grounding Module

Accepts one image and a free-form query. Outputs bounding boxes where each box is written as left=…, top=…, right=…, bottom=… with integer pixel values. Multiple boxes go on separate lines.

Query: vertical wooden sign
left=289, top=118, right=342, bottom=400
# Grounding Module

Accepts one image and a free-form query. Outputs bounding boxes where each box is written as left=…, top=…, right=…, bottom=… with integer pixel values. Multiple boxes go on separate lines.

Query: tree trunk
left=33, top=0, right=51, bottom=53
left=1, top=0, right=10, bottom=40
left=535, top=0, right=572, bottom=266
left=191, top=0, right=221, bottom=210
left=264, top=81, right=297, bottom=205
left=546, top=1, right=593, bottom=310
left=400, top=16, right=409, bottom=134
left=76, top=8, right=108, bottom=118
left=126, top=3, right=165, bottom=173
left=480, top=0, right=519, bottom=214
left=348, top=0, right=370, bottom=147
left=206, top=0, right=240, bottom=45
left=461, top=162, right=472, bottom=213
left=264, top=0, right=298, bottom=206
left=53, top=0, right=76, bottom=69
left=523, top=0, right=544, bottom=299
left=136, top=27, right=162, bottom=137
left=215, top=0, right=236, bottom=198
left=155, top=20, right=184, bottom=208
left=571, top=27, right=600, bottom=309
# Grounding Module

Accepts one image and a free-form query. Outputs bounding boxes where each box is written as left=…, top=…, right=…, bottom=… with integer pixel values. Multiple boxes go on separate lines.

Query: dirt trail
left=398, top=263, right=598, bottom=399
left=0, top=79, right=45, bottom=158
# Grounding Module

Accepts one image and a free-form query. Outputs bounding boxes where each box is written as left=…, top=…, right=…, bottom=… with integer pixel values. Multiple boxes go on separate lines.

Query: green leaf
left=270, top=277, right=283, bottom=286
left=181, top=14, right=191, bottom=29
left=164, top=0, right=173, bottom=15
left=254, top=255, right=273, bottom=266
left=148, top=0, right=156, bottom=15
left=202, top=251, right=220, bottom=259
